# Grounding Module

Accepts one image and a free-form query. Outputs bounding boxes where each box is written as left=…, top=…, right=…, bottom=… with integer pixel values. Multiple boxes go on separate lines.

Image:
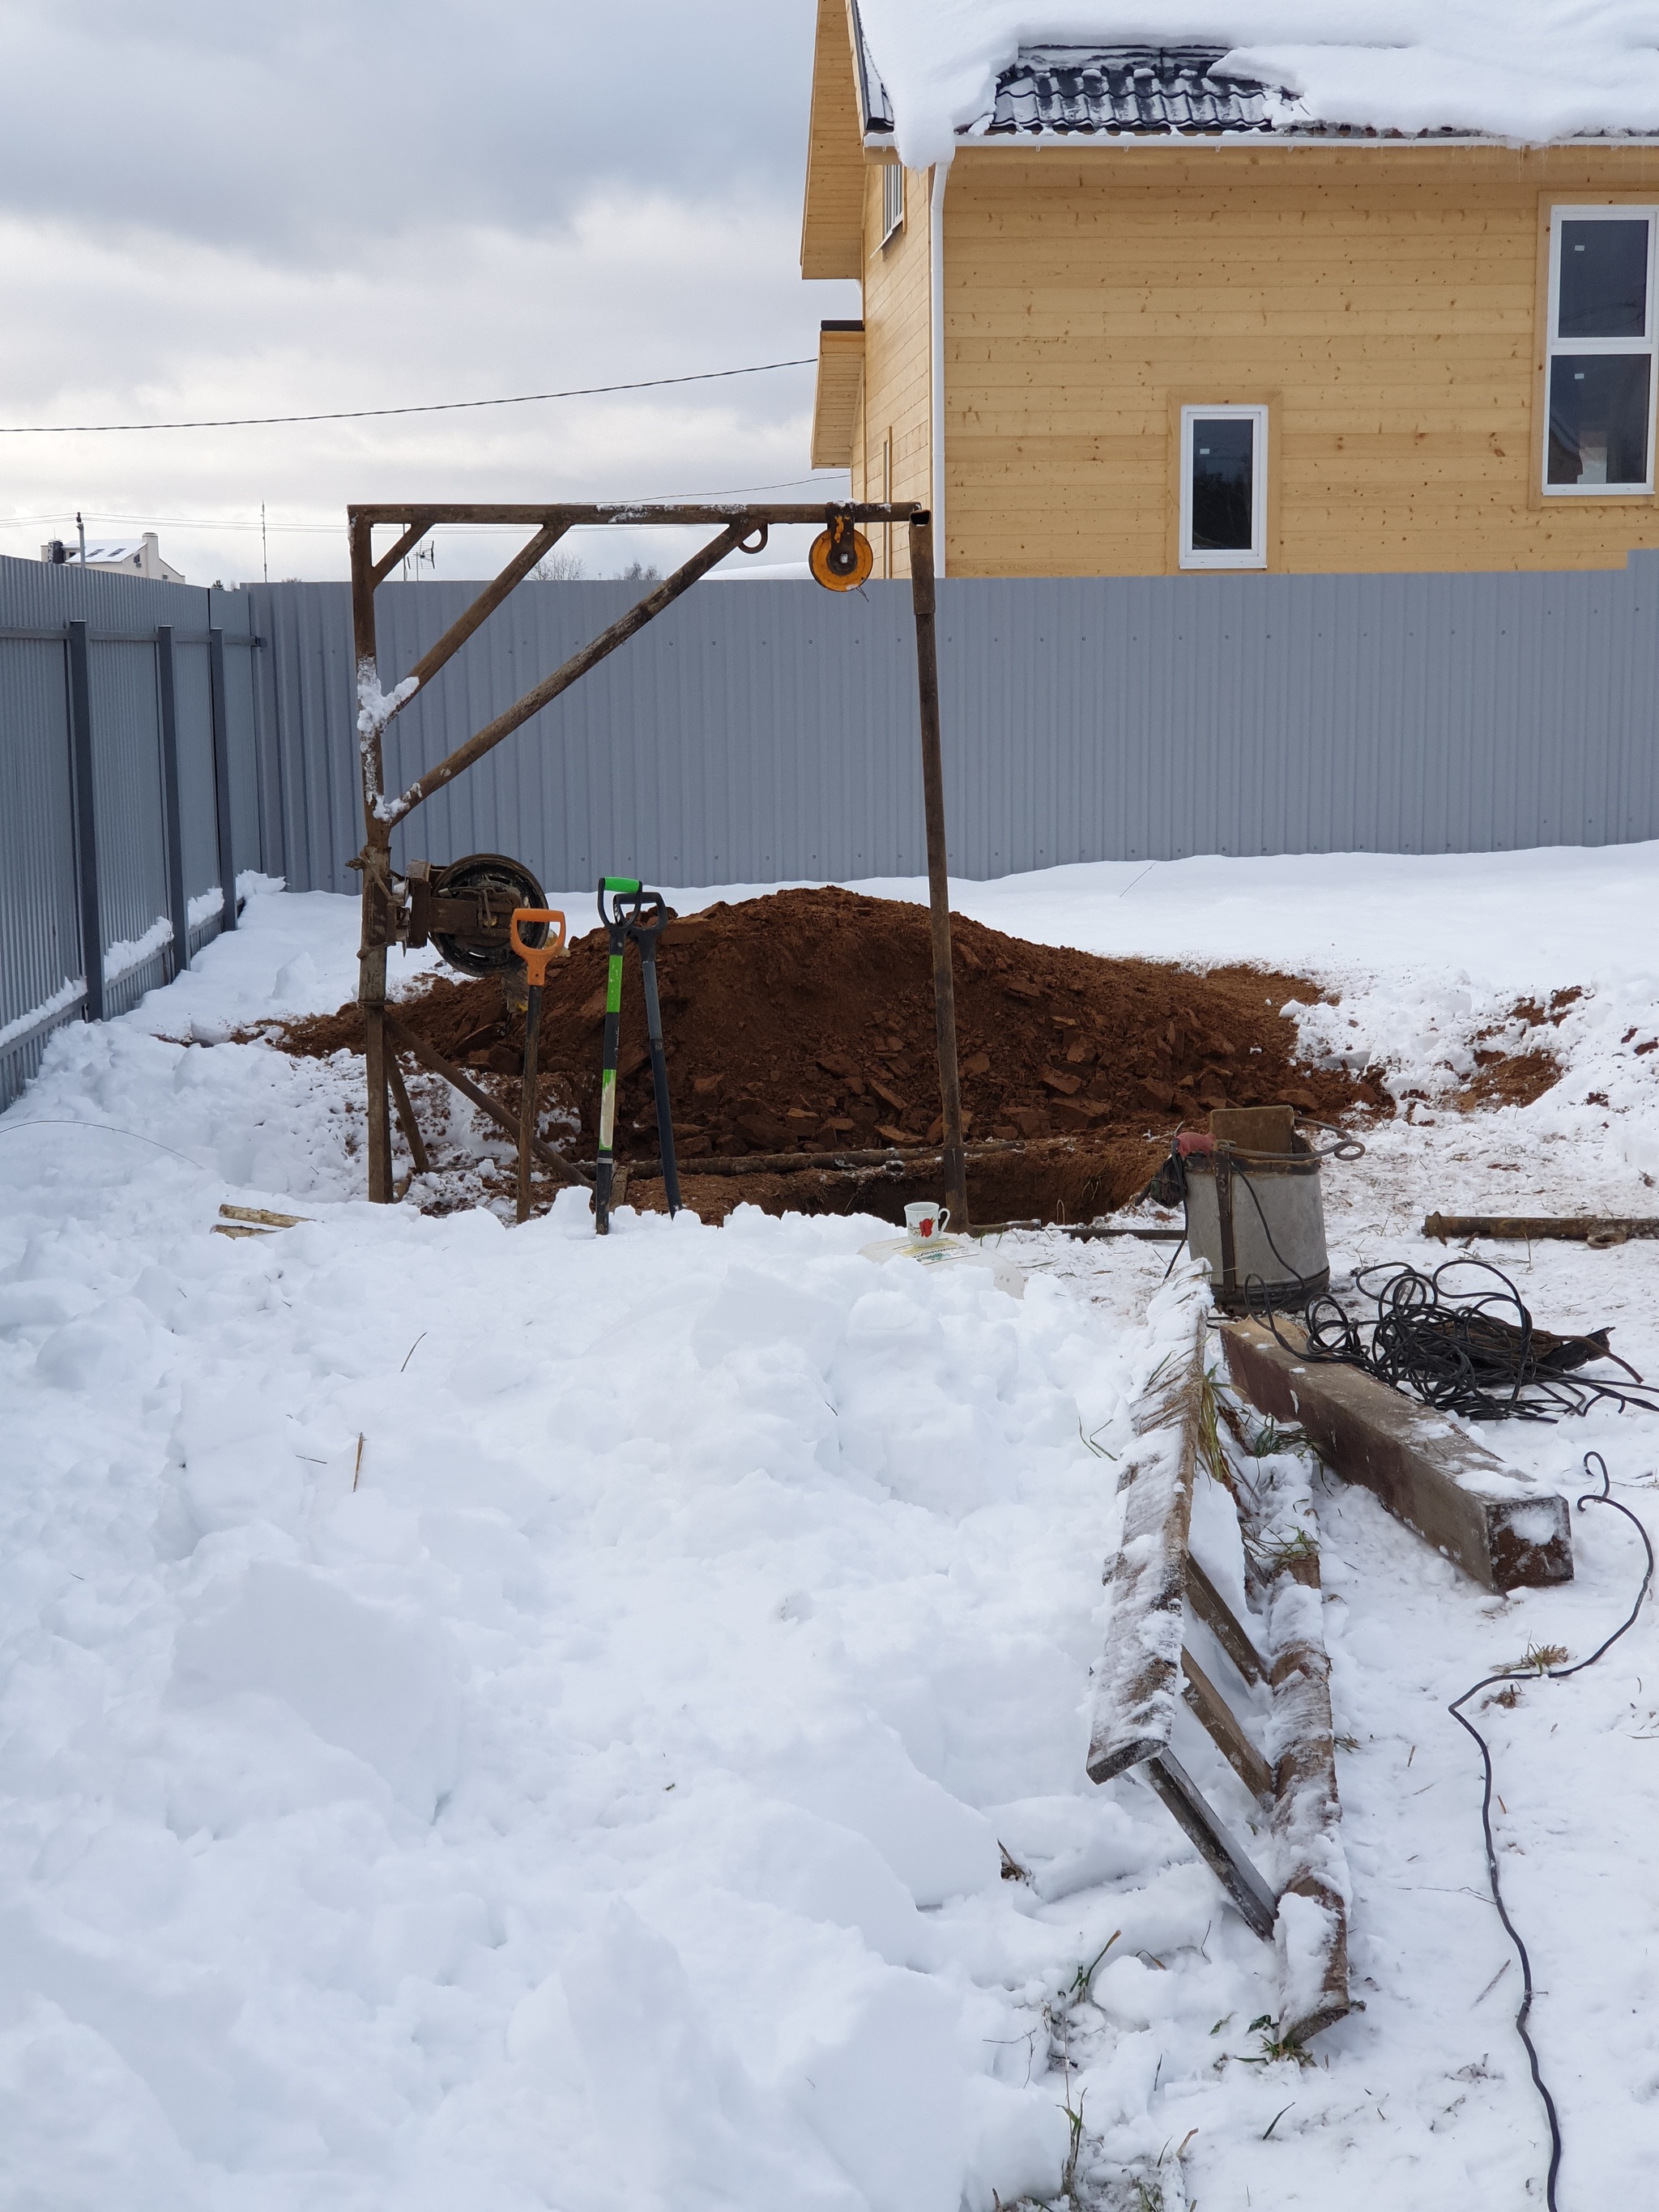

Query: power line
left=4, top=474, right=852, bottom=541
left=0, top=356, right=815, bottom=437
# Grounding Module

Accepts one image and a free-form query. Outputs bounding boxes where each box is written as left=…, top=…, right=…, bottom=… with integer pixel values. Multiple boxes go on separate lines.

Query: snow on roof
left=852, top=1, right=1659, bottom=168
left=948, top=45, right=1304, bottom=139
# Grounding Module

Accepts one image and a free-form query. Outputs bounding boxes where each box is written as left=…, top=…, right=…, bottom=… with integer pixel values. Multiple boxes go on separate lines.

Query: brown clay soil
left=1456, top=988, right=1576, bottom=1112
left=256, top=888, right=1384, bottom=1224
left=1458, top=1050, right=1563, bottom=1113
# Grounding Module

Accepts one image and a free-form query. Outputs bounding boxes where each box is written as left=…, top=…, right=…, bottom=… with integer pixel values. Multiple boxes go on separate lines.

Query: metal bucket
left=1179, top=1113, right=1363, bottom=1315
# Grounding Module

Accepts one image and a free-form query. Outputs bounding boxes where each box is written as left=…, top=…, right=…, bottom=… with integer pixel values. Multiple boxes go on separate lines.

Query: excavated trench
left=258, top=888, right=1384, bottom=1224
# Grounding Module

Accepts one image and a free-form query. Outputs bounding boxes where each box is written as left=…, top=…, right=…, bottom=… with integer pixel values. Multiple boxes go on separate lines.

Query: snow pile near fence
left=855, top=1, right=1659, bottom=168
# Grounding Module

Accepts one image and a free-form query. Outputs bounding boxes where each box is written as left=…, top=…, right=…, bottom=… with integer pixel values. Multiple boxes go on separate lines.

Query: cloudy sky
left=0, top=2, right=859, bottom=582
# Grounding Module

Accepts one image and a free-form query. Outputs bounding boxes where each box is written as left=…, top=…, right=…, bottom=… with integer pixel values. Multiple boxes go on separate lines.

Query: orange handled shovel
left=510, top=908, right=567, bottom=1221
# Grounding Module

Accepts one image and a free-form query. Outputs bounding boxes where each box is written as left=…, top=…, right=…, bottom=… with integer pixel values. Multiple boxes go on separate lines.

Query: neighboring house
left=39, top=530, right=186, bottom=584
left=803, top=0, right=1659, bottom=576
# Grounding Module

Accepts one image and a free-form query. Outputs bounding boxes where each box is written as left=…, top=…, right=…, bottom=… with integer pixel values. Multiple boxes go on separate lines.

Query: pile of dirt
left=258, top=889, right=1380, bottom=1221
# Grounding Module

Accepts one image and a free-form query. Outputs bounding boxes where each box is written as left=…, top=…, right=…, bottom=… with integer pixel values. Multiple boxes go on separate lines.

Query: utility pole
left=261, top=502, right=268, bottom=583
left=76, top=510, right=87, bottom=565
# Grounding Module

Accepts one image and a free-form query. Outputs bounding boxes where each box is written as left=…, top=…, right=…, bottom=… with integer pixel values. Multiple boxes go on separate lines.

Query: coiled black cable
left=1283, top=1259, right=1659, bottom=1423
left=1184, top=1149, right=1657, bottom=1423
left=1448, top=1451, right=1654, bottom=2210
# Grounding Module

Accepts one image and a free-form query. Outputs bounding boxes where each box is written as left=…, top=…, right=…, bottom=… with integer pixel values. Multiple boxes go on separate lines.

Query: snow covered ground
left=3, top=845, right=1658, bottom=2210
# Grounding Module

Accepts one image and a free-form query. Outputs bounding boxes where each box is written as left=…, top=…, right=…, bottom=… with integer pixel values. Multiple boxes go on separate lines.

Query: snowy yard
left=3, top=845, right=1659, bottom=2210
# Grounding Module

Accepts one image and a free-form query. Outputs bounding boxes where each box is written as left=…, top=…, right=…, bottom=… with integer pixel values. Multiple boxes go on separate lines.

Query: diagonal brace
left=380, top=520, right=748, bottom=822
left=398, top=522, right=568, bottom=702
left=371, top=522, right=433, bottom=589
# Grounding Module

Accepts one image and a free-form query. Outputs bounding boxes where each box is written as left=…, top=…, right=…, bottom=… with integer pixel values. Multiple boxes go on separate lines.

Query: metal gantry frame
left=348, top=501, right=968, bottom=1224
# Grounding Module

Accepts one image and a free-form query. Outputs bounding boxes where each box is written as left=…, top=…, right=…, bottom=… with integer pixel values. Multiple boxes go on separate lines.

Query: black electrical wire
left=1447, top=1451, right=1654, bottom=2210
left=0, top=356, right=815, bottom=437
left=1281, top=1259, right=1659, bottom=1422
left=1174, top=1147, right=1657, bottom=1422
left=0, top=1116, right=209, bottom=1170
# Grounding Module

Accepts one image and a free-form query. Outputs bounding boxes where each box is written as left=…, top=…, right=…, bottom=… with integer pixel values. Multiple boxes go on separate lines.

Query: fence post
left=66, top=617, right=104, bottom=1022
left=208, top=620, right=237, bottom=932
left=156, top=625, right=190, bottom=977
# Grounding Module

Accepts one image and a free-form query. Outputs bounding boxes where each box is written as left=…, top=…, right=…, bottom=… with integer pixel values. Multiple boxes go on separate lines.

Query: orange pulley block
left=808, top=505, right=874, bottom=591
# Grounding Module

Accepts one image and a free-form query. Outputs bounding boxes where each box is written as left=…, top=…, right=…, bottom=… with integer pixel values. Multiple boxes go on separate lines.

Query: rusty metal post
left=350, top=514, right=394, bottom=1203
left=906, top=513, right=968, bottom=1230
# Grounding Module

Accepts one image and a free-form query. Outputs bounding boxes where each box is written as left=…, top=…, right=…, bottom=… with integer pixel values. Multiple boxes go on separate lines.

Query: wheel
left=808, top=517, right=874, bottom=590
left=430, top=852, right=548, bottom=975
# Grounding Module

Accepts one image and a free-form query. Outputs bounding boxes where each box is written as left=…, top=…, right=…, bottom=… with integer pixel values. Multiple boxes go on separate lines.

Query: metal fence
left=6, top=550, right=1658, bottom=1103
left=245, top=552, right=1659, bottom=898
left=0, top=556, right=261, bottom=1104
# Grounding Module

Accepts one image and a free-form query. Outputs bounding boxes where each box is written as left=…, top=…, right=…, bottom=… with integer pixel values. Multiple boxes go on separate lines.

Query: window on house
left=1179, top=406, right=1268, bottom=569
left=881, top=161, right=904, bottom=246
left=1545, top=208, right=1657, bottom=493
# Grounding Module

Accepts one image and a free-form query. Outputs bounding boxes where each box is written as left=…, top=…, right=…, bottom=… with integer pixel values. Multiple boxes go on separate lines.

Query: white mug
left=904, top=1201, right=950, bottom=1244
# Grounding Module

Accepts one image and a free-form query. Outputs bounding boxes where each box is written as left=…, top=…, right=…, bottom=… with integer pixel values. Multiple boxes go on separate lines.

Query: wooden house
left=803, top=0, right=1659, bottom=576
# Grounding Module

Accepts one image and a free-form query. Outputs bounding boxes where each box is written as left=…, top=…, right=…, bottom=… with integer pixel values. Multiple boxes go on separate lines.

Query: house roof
left=859, top=43, right=1303, bottom=141
left=851, top=1, right=1659, bottom=168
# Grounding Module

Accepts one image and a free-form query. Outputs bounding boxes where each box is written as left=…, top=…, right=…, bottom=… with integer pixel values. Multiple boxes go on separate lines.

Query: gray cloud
left=0, top=2, right=859, bottom=580
left=0, top=1, right=815, bottom=258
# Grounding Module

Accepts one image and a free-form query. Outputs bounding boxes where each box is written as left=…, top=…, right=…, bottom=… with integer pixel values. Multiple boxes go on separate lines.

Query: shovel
left=509, top=906, right=567, bottom=1223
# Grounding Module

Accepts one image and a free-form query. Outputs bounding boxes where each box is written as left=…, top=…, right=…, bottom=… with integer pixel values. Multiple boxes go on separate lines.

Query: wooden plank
left=1085, top=1305, right=1208, bottom=1782
left=1220, top=1317, right=1573, bottom=1592
left=386, top=1051, right=431, bottom=1179
left=1240, top=1458, right=1354, bottom=2044
left=1180, top=1646, right=1273, bottom=1801
left=1424, top=1212, right=1659, bottom=1243
left=950, top=142, right=1659, bottom=197
left=1142, top=1750, right=1277, bottom=1942
left=384, top=1012, right=593, bottom=1190
left=1185, top=1554, right=1267, bottom=1685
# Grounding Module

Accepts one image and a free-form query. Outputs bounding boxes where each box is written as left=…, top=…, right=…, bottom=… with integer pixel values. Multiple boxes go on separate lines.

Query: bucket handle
left=1297, top=1119, right=1367, bottom=1162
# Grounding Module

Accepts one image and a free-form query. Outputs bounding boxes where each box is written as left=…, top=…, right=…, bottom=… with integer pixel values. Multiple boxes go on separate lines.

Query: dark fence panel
left=0, top=558, right=259, bottom=1103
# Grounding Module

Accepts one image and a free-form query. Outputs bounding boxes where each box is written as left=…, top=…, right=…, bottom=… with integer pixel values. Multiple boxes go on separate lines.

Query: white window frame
left=880, top=160, right=904, bottom=247
left=1542, top=204, right=1658, bottom=499
left=1179, top=405, right=1269, bottom=570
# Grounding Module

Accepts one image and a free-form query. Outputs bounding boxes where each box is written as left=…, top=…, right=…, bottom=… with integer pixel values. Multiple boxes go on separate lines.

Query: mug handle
left=935, top=1208, right=949, bottom=1234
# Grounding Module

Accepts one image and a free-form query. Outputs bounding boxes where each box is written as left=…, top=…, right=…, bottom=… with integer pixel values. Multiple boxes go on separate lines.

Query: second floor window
left=1545, top=207, right=1657, bottom=494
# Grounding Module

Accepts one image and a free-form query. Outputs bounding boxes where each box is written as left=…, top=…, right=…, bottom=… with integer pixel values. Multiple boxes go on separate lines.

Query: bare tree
left=533, top=549, right=586, bottom=581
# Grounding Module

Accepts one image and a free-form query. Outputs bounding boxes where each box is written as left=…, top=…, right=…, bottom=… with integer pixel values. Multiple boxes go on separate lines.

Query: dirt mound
left=258, top=889, right=1378, bottom=1220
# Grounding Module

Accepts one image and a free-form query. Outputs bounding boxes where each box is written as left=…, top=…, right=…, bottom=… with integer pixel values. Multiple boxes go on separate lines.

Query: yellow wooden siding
left=940, top=145, right=1659, bottom=575
left=800, top=0, right=864, bottom=280
left=811, top=326, right=866, bottom=467
left=857, top=161, right=934, bottom=575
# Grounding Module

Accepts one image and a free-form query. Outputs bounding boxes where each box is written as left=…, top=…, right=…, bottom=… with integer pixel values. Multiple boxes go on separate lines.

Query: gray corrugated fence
left=5, top=549, right=1658, bottom=1104
left=0, top=556, right=260, bottom=1104
left=243, top=553, right=1659, bottom=899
